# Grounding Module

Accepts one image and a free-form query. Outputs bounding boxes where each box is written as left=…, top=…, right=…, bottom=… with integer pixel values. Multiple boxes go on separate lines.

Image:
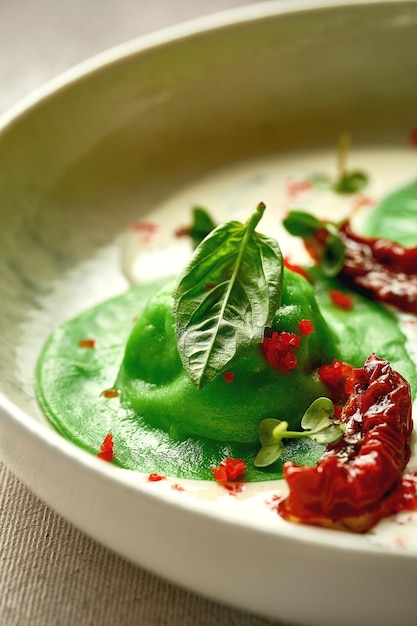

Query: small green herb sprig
left=254, top=397, right=345, bottom=467
left=334, top=134, right=368, bottom=194
left=173, top=203, right=283, bottom=389
left=308, top=135, right=369, bottom=195
left=282, top=210, right=345, bottom=277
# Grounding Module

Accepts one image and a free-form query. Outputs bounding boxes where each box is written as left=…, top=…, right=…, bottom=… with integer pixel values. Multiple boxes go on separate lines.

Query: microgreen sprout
left=334, top=133, right=368, bottom=194
left=254, top=397, right=345, bottom=468
left=301, top=135, right=368, bottom=194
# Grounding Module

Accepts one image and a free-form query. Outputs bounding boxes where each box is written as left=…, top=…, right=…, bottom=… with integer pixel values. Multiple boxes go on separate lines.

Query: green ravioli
left=36, top=270, right=416, bottom=481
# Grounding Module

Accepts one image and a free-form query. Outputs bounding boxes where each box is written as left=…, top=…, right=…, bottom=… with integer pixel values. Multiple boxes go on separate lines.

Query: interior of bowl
left=1, top=0, right=417, bottom=427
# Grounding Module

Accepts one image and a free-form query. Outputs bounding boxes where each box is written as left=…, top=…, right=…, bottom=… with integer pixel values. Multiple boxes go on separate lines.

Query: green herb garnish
left=283, top=210, right=345, bottom=277
left=254, top=397, right=345, bottom=468
left=173, top=202, right=283, bottom=389
left=334, top=133, right=368, bottom=194
left=305, top=135, right=368, bottom=194
left=188, top=206, right=217, bottom=248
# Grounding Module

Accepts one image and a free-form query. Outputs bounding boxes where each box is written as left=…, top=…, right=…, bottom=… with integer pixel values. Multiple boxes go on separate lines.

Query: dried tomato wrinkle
left=279, top=354, right=413, bottom=532
left=338, top=222, right=417, bottom=313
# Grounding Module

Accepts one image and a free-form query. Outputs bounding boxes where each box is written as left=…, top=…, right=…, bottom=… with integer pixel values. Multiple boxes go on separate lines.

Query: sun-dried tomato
left=279, top=354, right=413, bottom=532
left=338, top=222, right=417, bottom=313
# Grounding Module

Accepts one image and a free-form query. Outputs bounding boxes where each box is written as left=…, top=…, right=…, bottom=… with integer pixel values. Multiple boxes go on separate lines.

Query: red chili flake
left=212, top=457, right=247, bottom=482
left=97, top=433, right=113, bottom=462
left=318, top=358, right=354, bottom=402
left=223, top=482, right=245, bottom=494
left=351, top=194, right=375, bottom=213
left=212, top=464, right=228, bottom=482
left=204, top=282, right=216, bottom=290
left=409, top=127, right=417, bottom=146
left=130, top=221, right=160, bottom=244
left=284, top=257, right=311, bottom=281
left=78, top=338, right=95, bottom=348
left=147, top=473, right=166, bottom=482
left=171, top=483, right=185, bottom=492
left=285, top=178, right=312, bottom=200
left=102, top=388, right=119, bottom=399
left=266, top=493, right=283, bottom=513
left=329, top=288, right=354, bottom=310
left=262, top=330, right=300, bottom=371
left=223, top=372, right=235, bottom=384
left=298, top=319, right=314, bottom=335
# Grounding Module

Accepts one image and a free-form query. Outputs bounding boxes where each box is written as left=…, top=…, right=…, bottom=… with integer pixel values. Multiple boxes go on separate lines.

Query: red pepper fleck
left=223, top=482, right=245, bottom=494
left=279, top=354, right=413, bottom=533
left=266, top=493, right=283, bottom=513
left=147, top=473, right=166, bottom=482
left=130, top=221, right=160, bottom=244
left=223, top=372, right=235, bottom=384
left=171, top=483, right=185, bottom=492
left=329, top=289, right=354, bottom=310
left=284, top=257, right=311, bottom=281
left=204, top=282, right=216, bottom=290
left=351, top=194, right=375, bottom=213
left=212, top=457, right=247, bottom=482
left=318, top=358, right=354, bottom=402
left=102, top=388, right=119, bottom=399
left=212, top=464, right=228, bottom=482
left=78, top=338, right=95, bottom=348
left=262, top=331, right=300, bottom=371
left=285, top=178, right=312, bottom=200
left=97, top=433, right=113, bottom=462
left=298, top=319, right=314, bottom=335
left=409, top=126, right=417, bottom=146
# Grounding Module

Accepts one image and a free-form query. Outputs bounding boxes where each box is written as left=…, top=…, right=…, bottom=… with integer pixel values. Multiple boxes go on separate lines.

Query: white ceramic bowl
left=1, top=2, right=417, bottom=625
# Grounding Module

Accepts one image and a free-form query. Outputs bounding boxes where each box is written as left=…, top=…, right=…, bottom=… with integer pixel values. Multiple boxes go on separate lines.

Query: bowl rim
left=1, top=0, right=417, bottom=566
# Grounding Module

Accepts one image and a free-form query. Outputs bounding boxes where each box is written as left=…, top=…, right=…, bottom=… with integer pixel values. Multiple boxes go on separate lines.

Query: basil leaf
left=282, top=210, right=323, bottom=238
left=173, top=203, right=283, bottom=389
